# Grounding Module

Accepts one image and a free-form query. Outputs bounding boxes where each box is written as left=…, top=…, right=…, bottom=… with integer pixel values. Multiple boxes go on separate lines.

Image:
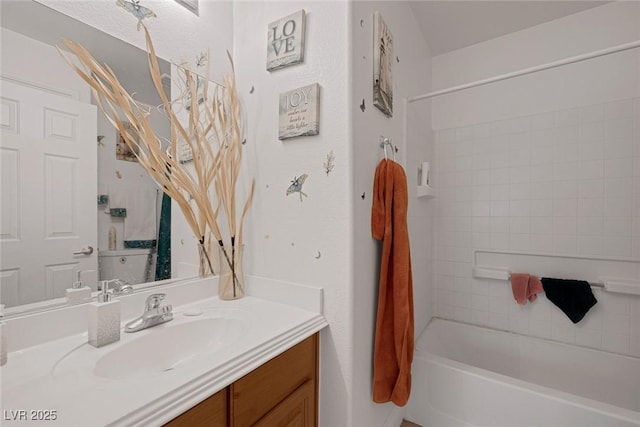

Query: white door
left=0, top=79, right=97, bottom=307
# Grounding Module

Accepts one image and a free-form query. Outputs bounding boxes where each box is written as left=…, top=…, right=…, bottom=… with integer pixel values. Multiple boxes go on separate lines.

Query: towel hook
left=380, top=136, right=396, bottom=162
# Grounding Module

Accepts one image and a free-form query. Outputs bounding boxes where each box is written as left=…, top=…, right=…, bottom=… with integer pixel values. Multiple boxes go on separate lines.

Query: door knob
left=73, top=246, right=94, bottom=256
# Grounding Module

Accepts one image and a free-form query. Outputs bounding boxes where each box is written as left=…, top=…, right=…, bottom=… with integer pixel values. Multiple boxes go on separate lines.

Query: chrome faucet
left=100, top=279, right=134, bottom=295
left=124, top=293, right=173, bottom=333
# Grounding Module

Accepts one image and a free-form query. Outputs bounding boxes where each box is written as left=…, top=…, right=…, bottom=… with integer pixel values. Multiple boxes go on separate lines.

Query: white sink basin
left=94, top=317, right=246, bottom=380
left=52, top=315, right=247, bottom=381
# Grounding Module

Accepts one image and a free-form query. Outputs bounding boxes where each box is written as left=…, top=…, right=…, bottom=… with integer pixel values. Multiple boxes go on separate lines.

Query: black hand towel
left=541, top=278, right=597, bottom=324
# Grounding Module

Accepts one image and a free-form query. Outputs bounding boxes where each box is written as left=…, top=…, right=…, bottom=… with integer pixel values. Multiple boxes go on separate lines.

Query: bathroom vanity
left=1, top=276, right=327, bottom=426
left=167, top=333, right=318, bottom=426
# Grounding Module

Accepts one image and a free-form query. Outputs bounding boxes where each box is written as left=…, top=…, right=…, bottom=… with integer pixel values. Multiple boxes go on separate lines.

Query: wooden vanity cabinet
left=165, top=333, right=318, bottom=427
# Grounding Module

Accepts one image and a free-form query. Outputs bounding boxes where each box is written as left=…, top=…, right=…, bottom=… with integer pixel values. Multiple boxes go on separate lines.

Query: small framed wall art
left=116, top=122, right=140, bottom=162
left=373, top=11, right=393, bottom=117
left=279, top=83, right=320, bottom=140
left=267, top=10, right=306, bottom=71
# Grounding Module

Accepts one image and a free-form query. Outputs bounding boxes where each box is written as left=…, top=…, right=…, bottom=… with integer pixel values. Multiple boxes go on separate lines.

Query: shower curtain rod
left=408, top=39, right=640, bottom=103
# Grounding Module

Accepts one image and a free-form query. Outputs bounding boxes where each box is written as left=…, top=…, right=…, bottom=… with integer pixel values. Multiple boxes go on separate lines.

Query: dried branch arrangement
left=59, top=24, right=254, bottom=296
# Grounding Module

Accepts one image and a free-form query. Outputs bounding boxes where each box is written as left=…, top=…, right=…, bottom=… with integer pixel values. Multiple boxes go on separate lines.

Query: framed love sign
left=267, top=10, right=306, bottom=71
left=278, top=83, right=320, bottom=140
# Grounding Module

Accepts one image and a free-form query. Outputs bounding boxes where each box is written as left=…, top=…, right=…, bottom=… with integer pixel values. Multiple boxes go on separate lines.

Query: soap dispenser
left=88, top=280, right=121, bottom=348
left=0, top=304, right=6, bottom=366
left=66, top=270, right=93, bottom=304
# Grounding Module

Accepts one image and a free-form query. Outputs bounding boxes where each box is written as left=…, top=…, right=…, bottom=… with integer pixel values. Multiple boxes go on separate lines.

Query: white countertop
left=1, top=292, right=327, bottom=427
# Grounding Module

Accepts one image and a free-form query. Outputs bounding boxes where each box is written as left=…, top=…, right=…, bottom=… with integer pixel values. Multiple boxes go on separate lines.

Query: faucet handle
left=145, top=293, right=166, bottom=310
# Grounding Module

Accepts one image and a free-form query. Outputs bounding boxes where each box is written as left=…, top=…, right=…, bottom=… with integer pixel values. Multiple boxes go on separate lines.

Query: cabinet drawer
left=231, top=334, right=318, bottom=426
left=163, top=388, right=227, bottom=427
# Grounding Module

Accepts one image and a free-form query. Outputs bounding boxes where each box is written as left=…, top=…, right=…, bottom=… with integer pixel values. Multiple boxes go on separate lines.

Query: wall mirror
left=0, top=0, right=212, bottom=315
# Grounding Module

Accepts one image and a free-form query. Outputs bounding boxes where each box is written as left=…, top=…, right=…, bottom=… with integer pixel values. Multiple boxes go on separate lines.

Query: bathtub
left=406, top=318, right=640, bottom=427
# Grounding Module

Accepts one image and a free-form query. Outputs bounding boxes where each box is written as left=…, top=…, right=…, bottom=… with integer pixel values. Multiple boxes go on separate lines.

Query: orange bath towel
left=371, top=159, right=414, bottom=406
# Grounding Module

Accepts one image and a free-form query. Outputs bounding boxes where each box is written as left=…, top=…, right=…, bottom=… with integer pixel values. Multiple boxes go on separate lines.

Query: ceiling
left=409, top=1, right=609, bottom=56
left=1, top=0, right=171, bottom=105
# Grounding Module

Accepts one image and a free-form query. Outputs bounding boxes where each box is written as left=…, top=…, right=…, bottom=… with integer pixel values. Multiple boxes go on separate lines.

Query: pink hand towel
left=511, top=273, right=530, bottom=305
left=528, top=275, right=543, bottom=302
left=511, top=273, right=544, bottom=305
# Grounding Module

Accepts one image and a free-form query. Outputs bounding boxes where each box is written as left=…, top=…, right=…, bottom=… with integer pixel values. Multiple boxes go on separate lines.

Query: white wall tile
left=629, top=335, right=640, bottom=357
left=490, top=232, right=510, bottom=250
left=491, top=201, right=510, bottom=217
left=510, top=200, right=531, bottom=217
left=531, top=112, right=554, bottom=130
left=472, top=294, right=489, bottom=311
left=555, top=109, right=578, bottom=128
left=530, top=164, right=554, bottom=182
left=579, top=142, right=604, bottom=161
left=577, top=217, right=604, bottom=235
left=575, top=328, right=602, bottom=348
left=491, top=168, right=510, bottom=185
left=605, top=136, right=633, bottom=159
left=488, top=312, right=508, bottom=330
left=554, top=144, right=578, bottom=163
left=579, top=122, right=605, bottom=144
left=554, top=126, right=578, bottom=145
left=553, top=234, right=577, bottom=253
left=553, top=180, right=578, bottom=199
left=472, top=217, right=491, bottom=233
left=434, top=97, right=640, bottom=357
left=490, top=184, right=510, bottom=201
left=530, top=234, right=554, bottom=252
left=530, top=199, right=553, bottom=217
left=553, top=217, right=577, bottom=235
left=510, top=233, right=530, bottom=250
left=553, top=198, right=577, bottom=217
left=530, top=182, right=554, bottom=199
left=578, top=198, right=604, bottom=217
left=604, top=158, right=633, bottom=179
left=471, top=310, right=489, bottom=326
left=531, top=217, right=553, bottom=234
left=577, top=235, right=604, bottom=255
left=531, top=146, right=554, bottom=165
left=509, top=217, right=530, bottom=234
left=579, top=104, right=605, bottom=124
left=509, top=167, right=531, bottom=184
left=490, top=217, right=510, bottom=233
left=603, top=236, right=632, bottom=257
left=604, top=198, right=632, bottom=217
left=602, top=333, right=630, bottom=354
left=605, top=99, right=634, bottom=120
left=579, top=160, right=604, bottom=180
left=578, top=180, right=603, bottom=198
left=605, top=119, right=633, bottom=141
left=604, top=217, right=632, bottom=236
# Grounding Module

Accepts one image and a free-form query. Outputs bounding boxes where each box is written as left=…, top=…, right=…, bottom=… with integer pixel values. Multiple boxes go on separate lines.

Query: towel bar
left=473, top=267, right=605, bottom=288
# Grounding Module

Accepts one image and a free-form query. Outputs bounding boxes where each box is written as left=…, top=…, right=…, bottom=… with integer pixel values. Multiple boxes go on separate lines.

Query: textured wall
left=352, top=2, right=434, bottom=426
left=232, top=2, right=352, bottom=426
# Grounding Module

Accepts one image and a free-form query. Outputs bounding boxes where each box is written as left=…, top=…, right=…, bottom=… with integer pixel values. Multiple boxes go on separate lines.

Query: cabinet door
left=163, top=388, right=227, bottom=427
left=231, top=334, right=318, bottom=426
left=254, top=380, right=314, bottom=427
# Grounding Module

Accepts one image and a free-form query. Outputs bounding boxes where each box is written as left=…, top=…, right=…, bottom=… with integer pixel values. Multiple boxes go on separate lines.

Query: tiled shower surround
left=433, top=97, right=640, bottom=357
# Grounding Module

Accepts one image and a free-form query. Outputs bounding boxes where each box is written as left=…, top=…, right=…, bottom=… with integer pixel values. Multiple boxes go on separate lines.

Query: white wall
left=431, top=2, right=640, bottom=357
left=232, top=2, right=353, bottom=426
left=352, top=2, right=433, bottom=426
left=0, top=27, right=90, bottom=101
left=432, top=2, right=640, bottom=130
left=35, top=0, right=234, bottom=80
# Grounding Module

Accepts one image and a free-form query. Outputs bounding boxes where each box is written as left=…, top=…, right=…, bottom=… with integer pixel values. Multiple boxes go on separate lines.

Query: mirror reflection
left=0, top=1, right=194, bottom=309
